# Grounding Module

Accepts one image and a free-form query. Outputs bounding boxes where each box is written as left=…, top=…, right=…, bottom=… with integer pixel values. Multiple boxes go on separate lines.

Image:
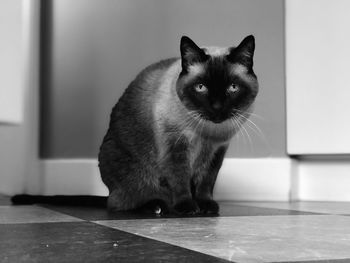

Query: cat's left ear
left=180, top=36, right=207, bottom=72
left=228, top=35, right=255, bottom=68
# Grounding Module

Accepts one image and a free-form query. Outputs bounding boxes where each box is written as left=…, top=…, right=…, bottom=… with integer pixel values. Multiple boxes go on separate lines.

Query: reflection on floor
left=1, top=195, right=350, bottom=263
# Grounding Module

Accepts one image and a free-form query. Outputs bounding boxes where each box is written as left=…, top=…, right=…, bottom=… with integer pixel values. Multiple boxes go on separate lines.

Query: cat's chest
left=188, top=138, right=204, bottom=170
left=183, top=130, right=213, bottom=172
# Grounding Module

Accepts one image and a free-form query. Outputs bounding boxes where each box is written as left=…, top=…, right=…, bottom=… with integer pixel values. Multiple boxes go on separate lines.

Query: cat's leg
left=101, top=163, right=172, bottom=214
left=106, top=178, right=171, bottom=212
left=99, top=139, right=147, bottom=212
left=105, top=169, right=173, bottom=213
left=107, top=188, right=170, bottom=214
left=195, top=146, right=228, bottom=214
left=102, top=162, right=171, bottom=213
left=165, top=139, right=199, bottom=215
left=107, top=187, right=134, bottom=211
left=135, top=176, right=176, bottom=215
left=99, top=132, right=174, bottom=214
left=136, top=198, right=170, bottom=215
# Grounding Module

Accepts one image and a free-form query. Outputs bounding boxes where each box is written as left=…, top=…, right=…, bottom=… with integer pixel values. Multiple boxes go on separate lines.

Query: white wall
left=286, top=0, right=350, bottom=154
left=286, top=0, right=350, bottom=201
left=40, top=158, right=292, bottom=202
left=294, top=158, right=350, bottom=201
left=0, top=0, right=23, bottom=123
left=0, top=0, right=40, bottom=195
left=41, top=0, right=286, bottom=158
left=37, top=0, right=288, bottom=198
left=0, top=0, right=288, bottom=199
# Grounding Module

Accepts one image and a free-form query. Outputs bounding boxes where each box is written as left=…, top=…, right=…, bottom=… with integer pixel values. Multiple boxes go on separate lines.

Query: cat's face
left=176, top=36, right=258, bottom=124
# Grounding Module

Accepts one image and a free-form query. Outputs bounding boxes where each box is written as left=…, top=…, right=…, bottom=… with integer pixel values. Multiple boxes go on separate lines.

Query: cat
left=98, top=35, right=258, bottom=215
left=12, top=35, right=258, bottom=215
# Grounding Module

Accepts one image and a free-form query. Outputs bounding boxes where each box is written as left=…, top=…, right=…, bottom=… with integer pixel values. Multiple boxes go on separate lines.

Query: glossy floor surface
left=1, top=195, right=350, bottom=263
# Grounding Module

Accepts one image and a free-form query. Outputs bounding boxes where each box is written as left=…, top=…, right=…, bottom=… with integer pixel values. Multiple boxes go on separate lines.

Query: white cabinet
left=0, top=0, right=24, bottom=124
left=286, top=0, right=350, bottom=154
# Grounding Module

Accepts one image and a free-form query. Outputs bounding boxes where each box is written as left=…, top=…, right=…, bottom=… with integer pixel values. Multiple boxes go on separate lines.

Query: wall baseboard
left=214, top=158, right=292, bottom=201
left=41, top=159, right=108, bottom=196
left=39, top=158, right=350, bottom=202
left=295, top=159, right=350, bottom=202
left=40, top=158, right=292, bottom=201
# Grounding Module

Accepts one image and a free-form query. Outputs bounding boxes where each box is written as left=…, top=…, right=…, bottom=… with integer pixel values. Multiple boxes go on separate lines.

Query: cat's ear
left=180, top=36, right=207, bottom=72
left=228, top=35, right=255, bottom=68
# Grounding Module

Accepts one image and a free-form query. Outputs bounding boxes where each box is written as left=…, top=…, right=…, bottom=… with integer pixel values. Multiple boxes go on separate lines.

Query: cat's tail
left=11, top=194, right=107, bottom=207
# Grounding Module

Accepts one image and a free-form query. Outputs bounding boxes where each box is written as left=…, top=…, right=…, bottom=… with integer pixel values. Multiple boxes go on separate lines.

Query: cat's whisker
left=237, top=117, right=250, bottom=152
left=232, top=115, right=247, bottom=148
left=156, top=114, right=200, bottom=167
left=235, top=112, right=262, bottom=132
left=192, top=118, right=203, bottom=142
left=233, top=108, right=264, bottom=120
left=154, top=116, right=194, bottom=168
left=230, top=118, right=240, bottom=154
left=241, top=122, right=254, bottom=153
left=234, top=113, right=257, bottom=154
left=174, top=117, right=196, bottom=145
left=190, top=116, right=202, bottom=142
left=184, top=115, right=197, bottom=128
left=199, top=118, right=205, bottom=138
left=187, top=110, right=202, bottom=121
left=174, top=111, right=203, bottom=146
left=242, top=119, right=272, bottom=152
left=234, top=112, right=269, bottom=147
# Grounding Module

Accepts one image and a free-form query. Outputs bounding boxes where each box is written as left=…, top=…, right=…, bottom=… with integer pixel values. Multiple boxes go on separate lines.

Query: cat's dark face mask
left=176, top=36, right=258, bottom=124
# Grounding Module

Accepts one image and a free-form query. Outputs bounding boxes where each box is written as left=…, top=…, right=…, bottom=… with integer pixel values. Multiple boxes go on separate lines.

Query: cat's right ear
left=180, top=36, right=207, bottom=72
left=228, top=35, right=255, bottom=69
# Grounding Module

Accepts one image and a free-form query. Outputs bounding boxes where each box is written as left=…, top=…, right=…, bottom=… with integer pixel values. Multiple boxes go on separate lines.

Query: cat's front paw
left=138, top=199, right=170, bottom=215
left=173, top=199, right=199, bottom=215
left=196, top=199, right=219, bottom=215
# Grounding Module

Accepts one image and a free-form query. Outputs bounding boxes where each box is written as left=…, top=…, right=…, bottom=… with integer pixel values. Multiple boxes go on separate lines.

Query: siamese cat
left=12, top=35, right=258, bottom=215
left=98, top=35, right=258, bottom=215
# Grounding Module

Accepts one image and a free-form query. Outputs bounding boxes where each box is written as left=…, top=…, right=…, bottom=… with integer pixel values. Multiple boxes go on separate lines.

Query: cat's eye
left=228, top=83, right=240, bottom=94
left=194, top=83, right=208, bottom=93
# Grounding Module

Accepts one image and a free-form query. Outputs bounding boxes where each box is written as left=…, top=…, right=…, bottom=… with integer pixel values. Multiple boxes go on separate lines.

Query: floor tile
left=41, top=202, right=318, bottom=221
left=0, top=221, right=230, bottom=263
left=219, top=203, right=319, bottom=216
left=275, top=259, right=350, bottom=263
left=0, top=195, right=11, bottom=205
left=95, top=215, right=350, bottom=263
left=234, top=202, right=350, bottom=215
left=0, top=206, right=82, bottom=224
left=39, top=205, right=116, bottom=221
left=39, top=204, right=199, bottom=221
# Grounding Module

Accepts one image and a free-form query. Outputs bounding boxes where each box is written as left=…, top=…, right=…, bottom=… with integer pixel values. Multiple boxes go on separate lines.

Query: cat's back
left=133, top=57, right=179, bottom=91
left=107, top=57, right=179, bottom=129
left=110, top=57, right=179, bottom=115
left=104, top=58, right=180, bottom=146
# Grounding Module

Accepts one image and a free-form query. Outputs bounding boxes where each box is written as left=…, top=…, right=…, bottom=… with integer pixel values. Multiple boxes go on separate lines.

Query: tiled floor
left=1, top=196, right=350, bottom=263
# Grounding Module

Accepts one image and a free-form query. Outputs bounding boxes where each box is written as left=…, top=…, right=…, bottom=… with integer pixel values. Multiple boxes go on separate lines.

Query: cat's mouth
left=207, top=113, right=231, bottom=124
left=192, top=110, right=240, bottom=126
left=196, top=113, right=229, bottom=124
left=210, top=117, right=226, bottom=124
left=195, top=115, right=238, bottom=141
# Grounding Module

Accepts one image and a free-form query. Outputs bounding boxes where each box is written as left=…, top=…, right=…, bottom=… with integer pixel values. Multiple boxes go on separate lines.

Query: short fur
left=98, top=35, right=258, bottom=215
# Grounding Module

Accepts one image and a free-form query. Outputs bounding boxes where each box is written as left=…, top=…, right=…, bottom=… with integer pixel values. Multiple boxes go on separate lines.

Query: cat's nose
left=212, top=101, right=223, bottom=110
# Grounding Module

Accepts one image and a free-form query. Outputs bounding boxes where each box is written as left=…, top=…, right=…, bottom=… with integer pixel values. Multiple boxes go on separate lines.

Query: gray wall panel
left=42, top=0, right=285, bottom=158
